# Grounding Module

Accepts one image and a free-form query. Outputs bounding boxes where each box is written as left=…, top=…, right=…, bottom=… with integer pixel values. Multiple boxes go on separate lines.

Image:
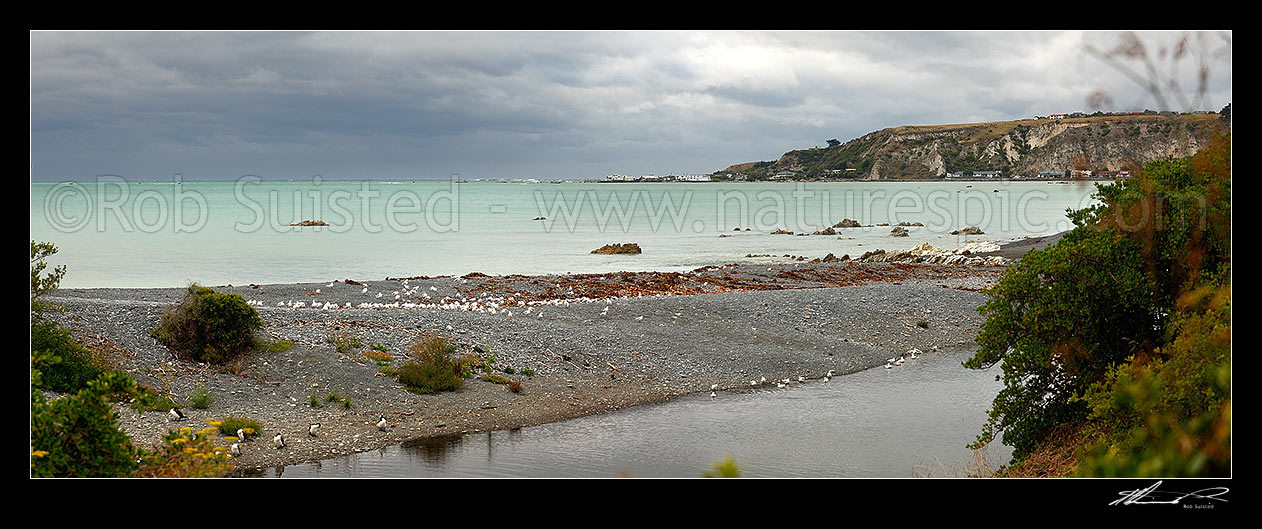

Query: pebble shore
left=45, top=258, right=1011, bottom=475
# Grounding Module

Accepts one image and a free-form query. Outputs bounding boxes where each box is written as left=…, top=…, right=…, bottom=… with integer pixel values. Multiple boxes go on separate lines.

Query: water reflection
left=256, top=349, right=1011, bottom=478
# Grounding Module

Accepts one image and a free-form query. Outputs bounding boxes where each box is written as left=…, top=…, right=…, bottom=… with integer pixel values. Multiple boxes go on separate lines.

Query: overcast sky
left=29, top=30, right=1232, bottom=182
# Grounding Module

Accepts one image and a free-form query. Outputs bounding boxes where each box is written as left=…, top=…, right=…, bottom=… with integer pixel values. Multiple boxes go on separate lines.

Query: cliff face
left=722, top=113, right=1227, bottom=180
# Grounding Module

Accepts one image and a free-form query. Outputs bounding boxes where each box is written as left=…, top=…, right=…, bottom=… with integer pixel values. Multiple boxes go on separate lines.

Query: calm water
left=31, top=178, right=1100, bottom=288
left=254, top=348, right=1011, bottom=478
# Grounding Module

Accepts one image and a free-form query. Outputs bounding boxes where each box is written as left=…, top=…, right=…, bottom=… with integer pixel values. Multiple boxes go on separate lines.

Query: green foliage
left=253, top=337, right=294, bottom=352
left=31, top=319, right=107, bottom=393
left=481, top=374, right=512, bottom=385
left=321, top=390, right=352, bottom=409
left=966, top=227, right=1159, bottom=459
left=396, top=334, right=463, bottom=395
left=188, top=385, right=212, bottom=409
left=151, top=284, right=264, bottom=364
left=965, top=133, right=1231, bottom=472
left=215, top=416, right=261, bottom=440
left=31, top=240, right=66, bottom=315
left=702, top=455, right=742, bottom=478
left=1076, top=283, right=1231, bottom=477
left=135, top=425, right=233, bottom=478
left=31, top=370, right=141, bottom=478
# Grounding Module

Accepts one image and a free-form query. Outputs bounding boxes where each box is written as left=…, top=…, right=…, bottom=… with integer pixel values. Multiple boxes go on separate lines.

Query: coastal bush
left=31, top=240, right=66, bottom=316
left=151, top=284, right=263, bottom=364
left=189, top=385, right=212, bottom=409
left=135, top=426, right=232, bottom=478
left=396, top=334, right=463, bottom=395
left=31, top=368, right=140, bottom=478
left=31, top=319, right=107, bottom=393
left=965, top=133, right=1231, bottom=473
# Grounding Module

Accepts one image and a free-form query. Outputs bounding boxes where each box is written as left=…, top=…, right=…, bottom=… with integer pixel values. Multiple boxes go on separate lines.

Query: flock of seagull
left=242, top=277, right=644, bottom=317
left=708, top=347, right=925, bottom=398
left=167, top=409, right=392, bottom=458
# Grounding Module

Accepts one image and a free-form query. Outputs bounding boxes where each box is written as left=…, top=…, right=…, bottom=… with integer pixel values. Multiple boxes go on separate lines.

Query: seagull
left=168, top=407, right=185, bottom=421
left=377, top=416, right=388, bottom=431
left=237, top=428, right=247, bottom=441
left=273, top=433, right=286, bottom=449
left=798, top=376, right=806, bottom=383
left=710, top=384, right=719, bottom=391
left=827, top=370, right=836, bottom=377
left=308, top=423, right=320, bottom=437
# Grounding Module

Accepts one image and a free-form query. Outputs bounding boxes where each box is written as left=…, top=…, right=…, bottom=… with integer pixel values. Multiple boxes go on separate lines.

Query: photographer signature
left=1110, top=481, right=1229, bottom=506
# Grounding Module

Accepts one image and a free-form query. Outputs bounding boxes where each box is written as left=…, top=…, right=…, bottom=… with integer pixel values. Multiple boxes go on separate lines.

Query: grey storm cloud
left=30, top=30, right=1231, bottom=181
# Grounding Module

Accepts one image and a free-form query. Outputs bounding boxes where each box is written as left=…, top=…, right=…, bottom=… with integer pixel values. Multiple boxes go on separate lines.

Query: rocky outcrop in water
left=591, top=243, right=642, bottom=255
left=859, top=241, right=1007, bottom=266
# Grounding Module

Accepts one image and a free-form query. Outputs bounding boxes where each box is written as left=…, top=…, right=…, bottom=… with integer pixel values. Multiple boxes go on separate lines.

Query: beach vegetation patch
left=188, top=385, right=212, bottom=409
left=254, top=336, right=294, bottom=352
left=325, top=331, right=362, bottom=354
left=396, top=333, right=463, bottom=395
left=134, top=426, right=232, bottom=478
left=215, top=416, right=261, bottom=440
left=31, top=319, right=108, bottom=393
left=31, top=367, right=141, bottom=478
left=150, top=284, right=264, bottom=365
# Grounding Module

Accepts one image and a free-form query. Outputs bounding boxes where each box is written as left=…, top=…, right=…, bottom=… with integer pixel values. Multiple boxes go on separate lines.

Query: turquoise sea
left=31, top=178, right=1102, bottom=289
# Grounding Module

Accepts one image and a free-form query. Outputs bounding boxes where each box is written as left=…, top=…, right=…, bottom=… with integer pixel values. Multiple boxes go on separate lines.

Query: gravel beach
left=43, top=254, right=1019, bottom=475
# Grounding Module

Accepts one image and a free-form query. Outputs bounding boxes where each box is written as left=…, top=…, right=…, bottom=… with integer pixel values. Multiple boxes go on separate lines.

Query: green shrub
left=134, top=425, right=232, bottom=478
left=31, top=240, right=66, bottom=316
left=189, top=385, right=212, bottom=409
left=965, top=133, right=1231, bottom=470
left=31, top=319, right=106, bottom=393
left=151, top=284, right=263, bottom=364
left=31, top=369, right=140, bottom=478
left=396, top=334, right=463, bottom=395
